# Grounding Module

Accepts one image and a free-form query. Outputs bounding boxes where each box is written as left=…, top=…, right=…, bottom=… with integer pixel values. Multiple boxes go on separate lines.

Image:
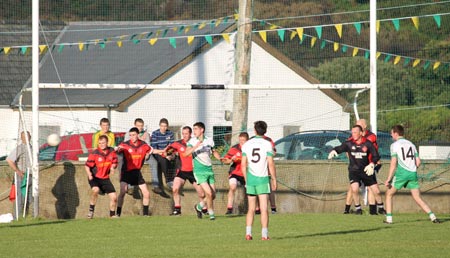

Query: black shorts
left=176, top=170, right=196, bottom=184
left=229, top=174, right=246, bottom=185
left=121, top=170, right=146, bottom=185
left=349, top=170, right=377, bottom=187
left=89, top=177, right=116, bottom=194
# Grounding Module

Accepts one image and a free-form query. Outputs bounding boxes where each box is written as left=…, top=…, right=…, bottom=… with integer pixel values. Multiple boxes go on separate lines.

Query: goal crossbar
left=34, top=83, right=370, bottom=90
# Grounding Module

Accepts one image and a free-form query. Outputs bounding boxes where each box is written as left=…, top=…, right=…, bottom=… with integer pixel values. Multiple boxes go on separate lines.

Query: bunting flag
left=199, top=22, right=206, bottom=30
left=57, top=45, right=64, bottom=53
left=169, top=38, right=176, bottom=48
left=423, top=60, right=431, bottom=70
left=205, top=35, right=213, bottom=45
left=78, top=43, right=84, bottom=52
left=290, top=31, right=297, bottom=40
left=320, top=41, right=326, bottom=49
left=376, top=52, right=381, bottom=59
left=99, top=42, right=106, bottom=49
left=333, top=42, right=339, bottom=52
left=334, top=24, right=343, bottom=38
left=149, top=38, right=158, bottom=45
left=392, top=19, right=400, bottom=31
left=352, top=48, right=359, bottom=57
left=433, top=61, right=441, bottom=70
left=222, top=33, right=230, bottom=44
left=259, top=31, right=267, bottom=43
left=296, top=28, right=304, bottom=41
left=394, top=55, right=401, bottom=65
left=187, top=36, right=195, bottom=45
left=413, top=59, right=421, bottom=67
left=277, top=29, right=285, bottom=42
left=376, top=20, right=380, bottom=34
left=433, top=15, right=441, bottom=29
left=384, top=54, right=392, bottom=63
left=411, top=17, right=419, bottom=30
left=364, top=50, right=369, bottom=59
left=311, top=37, right=317, bottom=48
left=354, top=22, right=361, bottom=35
left=117, top=41, right=123, bottom=47
left=341, top=45, right=348, bottom=53
left=315, top=26, right=322, bottom=39
left=39, top=45, right=48, bottom=55
left=4, top=47, right=11, bottom=55
left=20, top=47, right=28, bottom=55
left=403, top=58, right=411, bottom=66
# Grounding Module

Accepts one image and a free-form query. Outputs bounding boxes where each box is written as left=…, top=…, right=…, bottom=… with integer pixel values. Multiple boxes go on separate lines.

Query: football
left=47, top=133, right=61, bottom=147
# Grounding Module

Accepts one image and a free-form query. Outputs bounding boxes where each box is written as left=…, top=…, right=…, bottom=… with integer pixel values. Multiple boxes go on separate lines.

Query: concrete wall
left=1, top=160, right=449, bottom=219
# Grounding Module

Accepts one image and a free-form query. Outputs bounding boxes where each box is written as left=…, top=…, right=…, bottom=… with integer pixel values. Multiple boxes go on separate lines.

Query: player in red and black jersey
left=329, top=125, right=384, bottom=215
left=85, top=135, right=118, bottom=218
left=221, top=132, right=249, bottom=215
left=166, top=126, right=206, bottom=216
left=115, top=127, right=163, bottom=217
left=343, top=119, right=385, bottom=215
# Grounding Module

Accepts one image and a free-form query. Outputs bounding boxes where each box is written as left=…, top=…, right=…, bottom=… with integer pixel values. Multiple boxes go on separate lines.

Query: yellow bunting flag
left=376, top=20, right=380, bottom=34
left=39, top=45, right=47, bottom=55
left=289, top=31, right=297, bottom=40
left=311, top=37, right=317, bottom=47
left=78, top=42, right=84, bottom=52
left=259, top=31, right=267, bottom=43
left=149, top=38, right=158, bottom=46
left=222, top=33, right=230, bottom=44
left=117, top=41, right=123, bottom=47
left=187, top=36, right=195, bottom=45
left=352, top=48, right=359, bottom=57
left=234, top=14, right=239, bottom=20
left=270, top=24, right=278, bottom=30
left=296, top=28, right=304, bottom=41
left=4, top=47, right=11, bottom=55
left=413, top=59, right=421, bottom=67
left=184, top=26, right=191, bottom=33
left=333, top=42, right=339, bottom=52
left=433, top=62, right=441, bottom=70
left=376, top=52, right=381, bottom=59
left=411, top=17, right=419, bottom=30
left=334, top=24, right=343, bottom=38
left=215, top=18, right=222, bottom=27
left=394, top=56, right=401, bottom=65
left=199, top=23, right=206, bottom=30
left=94, top=39, right=100, bottom=45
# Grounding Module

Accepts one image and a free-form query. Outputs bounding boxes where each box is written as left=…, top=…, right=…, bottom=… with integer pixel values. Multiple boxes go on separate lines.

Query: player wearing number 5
left=383, top=125, right=440, bottom=224
left=242, top=121, right=277, bottom=241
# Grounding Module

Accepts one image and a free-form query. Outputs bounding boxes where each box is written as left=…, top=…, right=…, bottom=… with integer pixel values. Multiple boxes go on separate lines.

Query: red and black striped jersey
left=118, top=140, right=153, bottom=172
left=85, top=147, right=118, bottom=179
left=168, top=139, right=193, bottom=172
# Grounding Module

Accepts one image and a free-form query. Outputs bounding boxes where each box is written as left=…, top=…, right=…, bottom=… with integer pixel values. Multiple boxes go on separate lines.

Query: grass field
left=0, top=213, right=448, bottom=258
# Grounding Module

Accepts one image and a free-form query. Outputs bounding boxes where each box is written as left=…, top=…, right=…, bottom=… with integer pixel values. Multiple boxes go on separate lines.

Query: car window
left=274, top=137, right=293, bottom=160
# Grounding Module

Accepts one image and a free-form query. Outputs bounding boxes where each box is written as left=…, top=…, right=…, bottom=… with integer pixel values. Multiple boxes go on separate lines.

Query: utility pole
left=232, top=0, right=253, bottom=144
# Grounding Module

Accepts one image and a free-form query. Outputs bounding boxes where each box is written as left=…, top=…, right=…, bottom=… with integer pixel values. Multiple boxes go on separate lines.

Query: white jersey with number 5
left=390, top=137, right=419, bottom=173
left=242, top=136, right=274, bottom=186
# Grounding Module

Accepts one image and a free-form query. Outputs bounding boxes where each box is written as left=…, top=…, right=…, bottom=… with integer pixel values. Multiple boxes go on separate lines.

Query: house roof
left=4, top=21, right=232, bottom=107
left=2, top=20, right=348, bottom=109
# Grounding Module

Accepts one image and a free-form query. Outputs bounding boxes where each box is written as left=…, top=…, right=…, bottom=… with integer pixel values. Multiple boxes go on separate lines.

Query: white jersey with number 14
left=242, top=136, right=274, bottom=186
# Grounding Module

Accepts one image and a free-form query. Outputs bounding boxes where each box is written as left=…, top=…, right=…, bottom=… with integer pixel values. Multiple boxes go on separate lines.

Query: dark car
left=39, top=132, right=126, bottom=161
left=274, top=130, right=392, bottom=161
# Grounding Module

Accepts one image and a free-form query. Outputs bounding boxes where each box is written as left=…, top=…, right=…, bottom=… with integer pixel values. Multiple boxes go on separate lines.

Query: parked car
left=39, top=132, right=126, bottom=161
left=274, top=130, right=392, bottom=161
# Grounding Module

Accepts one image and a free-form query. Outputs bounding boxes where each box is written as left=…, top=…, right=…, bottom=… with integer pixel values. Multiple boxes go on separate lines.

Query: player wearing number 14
left=242, top=121, right=277, bottom=241
left=383, top=125, right=440, bottom=224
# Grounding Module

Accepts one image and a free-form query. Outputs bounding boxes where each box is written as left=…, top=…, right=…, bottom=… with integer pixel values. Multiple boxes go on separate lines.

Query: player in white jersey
left=241, top=121, right=277, bottom=240
left=185, top=122, right=221, bottom=220
left=384, top=125, right=440, bottom=224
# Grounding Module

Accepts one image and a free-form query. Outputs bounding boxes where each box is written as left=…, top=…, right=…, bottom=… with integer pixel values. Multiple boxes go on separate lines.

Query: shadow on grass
left=6, top=220, right=68, bottom=228
left=276, top=227, right=388, bottom=240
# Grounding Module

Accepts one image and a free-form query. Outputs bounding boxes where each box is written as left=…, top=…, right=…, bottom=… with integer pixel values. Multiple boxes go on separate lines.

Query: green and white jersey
left=391, top=137, right=419, bottom=174
left=187, top=136, right=215, bottom=174
left=242, top=136, right=274, bottom=186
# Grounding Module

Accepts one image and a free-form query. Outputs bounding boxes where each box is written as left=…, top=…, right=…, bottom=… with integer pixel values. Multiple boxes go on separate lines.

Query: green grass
left=0, top=213, right=448, bottom=258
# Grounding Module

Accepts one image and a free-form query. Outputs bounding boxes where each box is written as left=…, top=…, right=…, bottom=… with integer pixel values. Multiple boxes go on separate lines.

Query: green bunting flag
left=433, top=15, right=441, bottom=29
left=353, top=22, right=361, bottom=35
left=423, top=60, right=431, bottom=70
left=384, top=54, right=392, bottom=63
left=169, top=38, right=176, bottom=48
left=57, top=45, right=65, bottom=53
left=392, top=19, right=400, bottom=31
left=403, top=57, right=411, bottom=66
left=205, top=35, right=213, bottom=45
left=320, top=41, right=326, bottom=49
left=277, top=29, right=285, bottom=42
left=342, top=45, right=348, bottom=53
left=364, top=50, right=370, bottom=59
left=315, top=26, right=322, bottom=39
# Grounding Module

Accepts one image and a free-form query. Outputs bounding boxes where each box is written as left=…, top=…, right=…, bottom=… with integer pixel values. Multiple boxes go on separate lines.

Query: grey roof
left=15, top=21, right=232, bottom=107
left=0, top=22, right=65, bottom=106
